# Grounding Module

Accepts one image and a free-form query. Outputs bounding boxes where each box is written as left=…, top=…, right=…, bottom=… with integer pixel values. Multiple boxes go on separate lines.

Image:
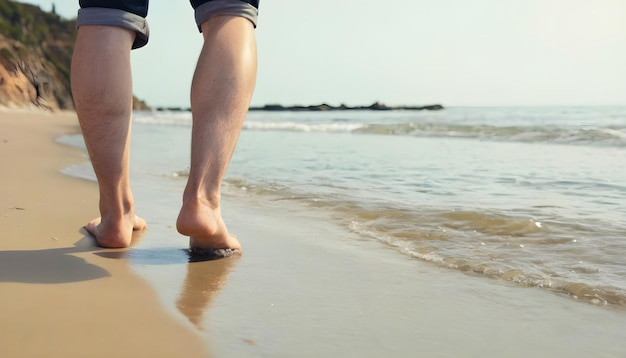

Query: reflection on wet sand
left=95, top=243, right=241, bottom=331
left=176, top=256, right=240, bottom=330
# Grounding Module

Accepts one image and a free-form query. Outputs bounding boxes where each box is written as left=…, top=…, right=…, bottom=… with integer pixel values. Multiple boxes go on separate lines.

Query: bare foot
left=85, top=214, right=147, bottom=248
left=176, top=199, right=241, bottom=253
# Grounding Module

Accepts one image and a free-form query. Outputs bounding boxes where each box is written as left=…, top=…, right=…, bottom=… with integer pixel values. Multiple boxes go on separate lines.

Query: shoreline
left=2, top=109, right=625, bottom=357
left=0, top=110, right=207, bottom=357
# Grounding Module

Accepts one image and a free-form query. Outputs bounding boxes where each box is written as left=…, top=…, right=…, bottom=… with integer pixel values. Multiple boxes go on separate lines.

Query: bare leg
left=71, top=25, right=147, bottom=248
left=176, top=16, right=257, bottom=251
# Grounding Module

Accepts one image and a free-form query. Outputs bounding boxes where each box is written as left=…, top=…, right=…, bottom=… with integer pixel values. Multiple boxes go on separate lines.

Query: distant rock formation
left=248, top=102, right=444, bottom=111
left=0, top=1, right=148, bottom=111
left=153, top=102, right=445, bottom=113
left=133, top=96, right=150, bottom=111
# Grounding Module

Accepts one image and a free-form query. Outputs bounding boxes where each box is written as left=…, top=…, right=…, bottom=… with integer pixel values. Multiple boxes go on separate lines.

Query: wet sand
left=138, top=197, right=626, bottom=358
left=0, top=110, right=207, bottom=358
left=2, top=109, right=625, bottom=358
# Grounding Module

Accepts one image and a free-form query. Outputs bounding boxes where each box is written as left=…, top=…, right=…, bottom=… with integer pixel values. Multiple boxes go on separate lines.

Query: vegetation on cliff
left=0, top=1, right=149, bottom=110
left=0, top=0, right=75, bottom=109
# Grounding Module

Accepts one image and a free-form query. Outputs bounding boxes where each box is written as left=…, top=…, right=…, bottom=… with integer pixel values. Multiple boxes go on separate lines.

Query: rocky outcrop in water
left=249, top=102, right=444, bottom=111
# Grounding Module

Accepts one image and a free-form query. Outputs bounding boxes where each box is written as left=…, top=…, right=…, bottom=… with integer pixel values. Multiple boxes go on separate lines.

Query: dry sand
left=0, top=110, right=207, bottom=358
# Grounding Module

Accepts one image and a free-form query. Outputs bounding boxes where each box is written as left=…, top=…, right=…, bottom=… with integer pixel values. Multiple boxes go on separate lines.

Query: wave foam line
left=243, top=121, right=364, bottom=133
left=347, top=220, right=626, bottom=307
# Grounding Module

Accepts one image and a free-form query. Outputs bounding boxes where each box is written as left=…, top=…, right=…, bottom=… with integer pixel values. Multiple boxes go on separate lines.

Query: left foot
left=85, top=214, right=147, bottom=248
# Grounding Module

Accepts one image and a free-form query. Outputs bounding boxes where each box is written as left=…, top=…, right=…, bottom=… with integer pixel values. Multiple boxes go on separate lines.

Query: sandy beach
left=0, top=110, right=207, bottom=358
left=1, top=110, right=625, bottom=358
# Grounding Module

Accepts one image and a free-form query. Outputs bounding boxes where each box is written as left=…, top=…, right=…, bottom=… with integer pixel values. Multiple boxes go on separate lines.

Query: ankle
left=99, top=194, right=135, bottom=218
left=183, top=192, right=221, bottom=211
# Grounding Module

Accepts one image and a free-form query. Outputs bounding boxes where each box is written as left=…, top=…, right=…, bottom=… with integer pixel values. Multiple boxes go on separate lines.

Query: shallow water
left=60, top=106, right=626, bottom=306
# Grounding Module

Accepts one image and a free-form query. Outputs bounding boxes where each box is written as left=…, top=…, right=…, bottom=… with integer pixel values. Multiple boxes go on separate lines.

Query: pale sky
left=28, top=0, right=626, bottom=107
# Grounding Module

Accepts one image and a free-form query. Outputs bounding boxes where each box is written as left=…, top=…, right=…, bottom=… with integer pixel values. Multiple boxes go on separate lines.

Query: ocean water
left=60, top=106, right=626, bottom=307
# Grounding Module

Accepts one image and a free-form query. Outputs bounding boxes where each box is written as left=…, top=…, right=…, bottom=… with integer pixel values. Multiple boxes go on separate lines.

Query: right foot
left=85, top=214, right=147, bottom=248
left=176, top=199, right=241, bottom=252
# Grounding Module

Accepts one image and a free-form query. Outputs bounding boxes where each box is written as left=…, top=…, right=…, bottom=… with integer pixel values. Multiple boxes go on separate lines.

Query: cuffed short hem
left=76, top=8, right=150, bottom=49
left=195, top=0, right=258, bottom=31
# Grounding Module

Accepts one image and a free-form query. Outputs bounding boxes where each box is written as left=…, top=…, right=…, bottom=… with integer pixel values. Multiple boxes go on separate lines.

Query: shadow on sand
left=0, top=236, right=110, bottom=284
left=0, top=228, right=239, bottom=330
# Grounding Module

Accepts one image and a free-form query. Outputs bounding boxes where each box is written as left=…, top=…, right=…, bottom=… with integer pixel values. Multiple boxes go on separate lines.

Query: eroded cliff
left=0, top=1, right=75, bottom=110
left=0, top=1, right=149, bottom=111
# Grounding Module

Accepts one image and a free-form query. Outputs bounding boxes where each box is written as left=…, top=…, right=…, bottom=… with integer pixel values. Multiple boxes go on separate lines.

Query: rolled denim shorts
left=76, top=0, right=259, bottom=49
